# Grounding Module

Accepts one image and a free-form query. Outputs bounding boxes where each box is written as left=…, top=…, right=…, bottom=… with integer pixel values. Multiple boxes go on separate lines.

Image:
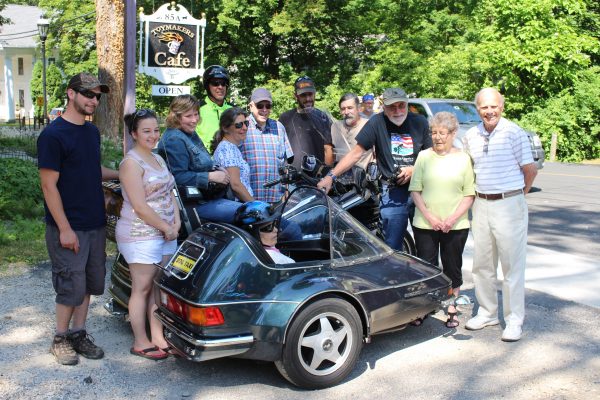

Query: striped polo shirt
left=463, top=118, right=534, bottom=193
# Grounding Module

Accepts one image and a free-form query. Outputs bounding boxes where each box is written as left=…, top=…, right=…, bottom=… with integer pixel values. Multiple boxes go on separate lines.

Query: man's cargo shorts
left=45, top=224, right=106, bottom=306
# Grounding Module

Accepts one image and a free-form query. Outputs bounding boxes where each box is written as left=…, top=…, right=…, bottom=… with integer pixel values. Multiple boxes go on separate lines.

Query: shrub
left=0, top=158, right=44, bottom=220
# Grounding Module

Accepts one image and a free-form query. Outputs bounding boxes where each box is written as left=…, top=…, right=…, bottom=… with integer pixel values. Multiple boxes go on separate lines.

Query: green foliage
left=0, top=218, right=48, bottom=268
left=520, top=67, right=600, bottom=162
left=30, top=62, right=65, bottom=117
left=41, top=0, right=599, bottom=162
left=0, top=159, right=44, bottom=220
left=101, top=136, right=124, bottom=169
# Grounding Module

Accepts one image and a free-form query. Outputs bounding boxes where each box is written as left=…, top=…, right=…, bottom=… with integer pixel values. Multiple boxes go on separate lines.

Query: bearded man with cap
left=279, top=76, right=334, bottom=169
left=37, top=72, right=118, bottom=365
left=318, top=87, right=432, bottom=251
left=240, top=88, right=294, bottom=203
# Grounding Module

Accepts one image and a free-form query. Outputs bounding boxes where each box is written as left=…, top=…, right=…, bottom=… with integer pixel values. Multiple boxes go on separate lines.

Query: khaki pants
left=471, top=194, right=528, bottom=326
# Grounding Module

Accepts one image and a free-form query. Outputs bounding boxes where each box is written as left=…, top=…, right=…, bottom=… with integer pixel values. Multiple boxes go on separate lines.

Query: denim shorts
left=46, top=225, right=107, bottom=307
left=118, top=238, right=177, bottom=265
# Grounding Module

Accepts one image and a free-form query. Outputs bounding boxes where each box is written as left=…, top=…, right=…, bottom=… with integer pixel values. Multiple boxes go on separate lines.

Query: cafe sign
left=138, top=2, right=207, bottom=84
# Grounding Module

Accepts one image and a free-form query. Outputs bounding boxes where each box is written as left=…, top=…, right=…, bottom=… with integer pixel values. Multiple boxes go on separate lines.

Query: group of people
left=37, top=67, right=537, bottom=367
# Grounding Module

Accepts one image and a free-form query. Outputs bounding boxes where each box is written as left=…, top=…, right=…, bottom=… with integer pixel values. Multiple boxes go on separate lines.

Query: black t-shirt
left=37, top=116, right=105, bottom=230
left=279, top=108, right=332, bottom=169
left=356, top=112, right=432, bottom=180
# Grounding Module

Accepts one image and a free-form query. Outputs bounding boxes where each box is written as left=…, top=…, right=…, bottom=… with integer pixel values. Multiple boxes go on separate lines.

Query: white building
left=0, top=4, right=45, bottom=122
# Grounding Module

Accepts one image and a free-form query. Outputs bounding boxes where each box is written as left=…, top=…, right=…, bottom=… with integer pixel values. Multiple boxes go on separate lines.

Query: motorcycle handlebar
left=263, top=178, right=282, bottom=188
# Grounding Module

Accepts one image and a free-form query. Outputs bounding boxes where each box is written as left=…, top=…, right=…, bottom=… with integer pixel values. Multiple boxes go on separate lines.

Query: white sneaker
left=465, top=315, right=500, bottom=330
left=501, top=324, right=522, bottom=342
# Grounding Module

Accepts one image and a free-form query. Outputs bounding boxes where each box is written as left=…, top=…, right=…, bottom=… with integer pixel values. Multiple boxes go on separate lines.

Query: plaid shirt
left=240, top=115, right=293, bottom=203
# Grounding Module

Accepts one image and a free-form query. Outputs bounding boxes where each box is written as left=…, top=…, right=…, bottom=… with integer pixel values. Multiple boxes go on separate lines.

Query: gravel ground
left=1, top=259, right=599, bottom=400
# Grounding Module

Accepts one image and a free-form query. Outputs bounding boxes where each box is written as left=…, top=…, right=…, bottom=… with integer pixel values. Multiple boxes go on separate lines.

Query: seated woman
left=211, top=107, right=255, bottom=202
left=158, top=94, right=243, bottom=224
left=234, top=201, right=295, bottom=264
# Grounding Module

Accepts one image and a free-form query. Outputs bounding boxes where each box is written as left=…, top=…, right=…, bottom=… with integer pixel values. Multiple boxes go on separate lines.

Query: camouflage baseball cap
left=294, top=76, right=316, bottom=95
left=67, top=72, right=110, bottom=93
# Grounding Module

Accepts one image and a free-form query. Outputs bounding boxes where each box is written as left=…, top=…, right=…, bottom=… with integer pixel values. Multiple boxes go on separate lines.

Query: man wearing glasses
left=196, top=65, right=233, bottom=146
left=279, top=76, right=334, bottom=170
left=318, top=88, right=431, bottom=252
left=37, top=72, right=118, bottom=365
left=240, top=88, right=294, bottom=203
left=462, top=87, right=537, bottom=342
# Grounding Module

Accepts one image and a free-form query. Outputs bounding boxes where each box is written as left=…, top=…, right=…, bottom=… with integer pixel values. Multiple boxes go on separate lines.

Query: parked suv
left=408, top=98, right=545, bottom=169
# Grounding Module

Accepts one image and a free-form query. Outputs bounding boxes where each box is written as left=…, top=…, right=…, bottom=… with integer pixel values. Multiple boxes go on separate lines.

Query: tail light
left=160, top=290, right=224, bottom=327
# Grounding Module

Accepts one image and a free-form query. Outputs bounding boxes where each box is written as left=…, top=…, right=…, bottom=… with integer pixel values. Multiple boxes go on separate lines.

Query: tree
left=30, top=61, right=64, bottom=118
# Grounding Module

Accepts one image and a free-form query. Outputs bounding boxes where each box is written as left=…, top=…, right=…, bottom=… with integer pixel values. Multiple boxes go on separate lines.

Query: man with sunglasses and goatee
left=196, top=65, right=234, bottom=146
left=240, top=88, right=294, bottom=204
left=462, top=87, right=537, bottom=342
left=37, top=72, right=118, bottom=365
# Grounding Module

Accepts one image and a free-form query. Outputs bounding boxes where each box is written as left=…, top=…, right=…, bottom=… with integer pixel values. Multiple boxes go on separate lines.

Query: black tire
left=403, top=231, right=416, bottom=256
left=275, top=298, right=363, bottom=389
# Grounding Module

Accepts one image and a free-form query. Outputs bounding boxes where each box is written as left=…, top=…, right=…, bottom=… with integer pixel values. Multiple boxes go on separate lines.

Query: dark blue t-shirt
left=37, top=116, right=106, bottom=230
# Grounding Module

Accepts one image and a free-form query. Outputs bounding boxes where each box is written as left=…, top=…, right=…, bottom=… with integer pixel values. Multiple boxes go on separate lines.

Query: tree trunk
left=95, top=0, right=125, bottom=142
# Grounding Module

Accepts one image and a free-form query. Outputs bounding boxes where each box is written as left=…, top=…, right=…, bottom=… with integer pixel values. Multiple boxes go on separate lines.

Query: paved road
left=461, top=161, right=600, bottom=308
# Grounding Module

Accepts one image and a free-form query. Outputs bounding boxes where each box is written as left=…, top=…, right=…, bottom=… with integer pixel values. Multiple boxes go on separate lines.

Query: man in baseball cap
left=38, top=71, right=118, bottom=365
left=318, top=86, right=431, bottom=253
left=67, top=72, right=110, bottom=93
left=241, top=88, right=294, bottom=203
left=279, top=76, right=333, bottom=169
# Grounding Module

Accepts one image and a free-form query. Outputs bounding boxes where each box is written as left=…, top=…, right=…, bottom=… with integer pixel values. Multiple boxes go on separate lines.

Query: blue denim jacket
left=158, top=127, right=213, bottom=189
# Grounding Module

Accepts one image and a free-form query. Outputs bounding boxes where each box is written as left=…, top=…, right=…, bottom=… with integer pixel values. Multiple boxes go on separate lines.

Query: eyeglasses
left=483, top=135, right=490, bottom=155
left=76, top=89, right=102, bottom=101
left=233, top=120, right=250, bottom=129
left=209, top=80, right=227, bottom=87
left=259, top=221, right=278, bottom=233
left=255, top=103, right=272, bottom=110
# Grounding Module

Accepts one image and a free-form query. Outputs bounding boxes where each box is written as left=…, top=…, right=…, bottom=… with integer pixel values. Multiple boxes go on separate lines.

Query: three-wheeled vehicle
left=105, top=186, right=452, bottom=388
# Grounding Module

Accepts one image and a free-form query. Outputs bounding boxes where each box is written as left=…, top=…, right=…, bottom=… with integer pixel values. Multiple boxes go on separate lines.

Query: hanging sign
left=151, top=85, right=191, bottom=96
left=139, top=3, right=207, bottom=84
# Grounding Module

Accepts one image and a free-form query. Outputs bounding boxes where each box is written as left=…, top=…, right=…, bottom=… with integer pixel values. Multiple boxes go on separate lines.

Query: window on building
left=18, top=58, right=24, bottom=75
left=19, top=90, right=25, bottom=107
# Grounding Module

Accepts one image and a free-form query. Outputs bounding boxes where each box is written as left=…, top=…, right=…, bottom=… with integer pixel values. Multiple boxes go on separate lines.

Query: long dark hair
left=209, top=107, right=248, bottom=153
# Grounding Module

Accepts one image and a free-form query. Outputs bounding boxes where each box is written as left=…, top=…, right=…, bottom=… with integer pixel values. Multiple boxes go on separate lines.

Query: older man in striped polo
left=463, top=87, right=538, bottom=342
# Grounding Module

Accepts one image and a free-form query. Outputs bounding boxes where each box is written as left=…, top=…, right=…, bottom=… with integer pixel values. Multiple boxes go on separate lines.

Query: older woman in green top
left=409, top=112, right=475, bottom=328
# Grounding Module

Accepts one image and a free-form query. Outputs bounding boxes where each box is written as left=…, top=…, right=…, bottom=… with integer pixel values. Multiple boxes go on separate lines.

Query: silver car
left=408, top=98, right=545, bottom=170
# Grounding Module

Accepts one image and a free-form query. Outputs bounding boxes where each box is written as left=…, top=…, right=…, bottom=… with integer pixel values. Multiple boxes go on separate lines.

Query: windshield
left=428, top=102, right=481, bottom=124
left=278, top=187, right=391, bottom=265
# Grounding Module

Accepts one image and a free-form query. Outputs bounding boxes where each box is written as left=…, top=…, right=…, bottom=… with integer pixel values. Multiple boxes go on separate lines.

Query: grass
left=0, top=218, right=118, bottom=275
left=0, top=218, right=48, bottom=274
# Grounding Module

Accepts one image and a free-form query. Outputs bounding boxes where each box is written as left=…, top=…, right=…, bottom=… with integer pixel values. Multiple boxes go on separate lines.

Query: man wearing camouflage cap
left=38, top=72, right=118, bottom=365
left=318, top=87, right=432, bottom=252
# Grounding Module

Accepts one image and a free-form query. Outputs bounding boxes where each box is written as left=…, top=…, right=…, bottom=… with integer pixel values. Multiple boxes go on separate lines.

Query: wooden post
left=123, top=0, right=137, bottom=154
left=550, top=132, right=558, bottom=162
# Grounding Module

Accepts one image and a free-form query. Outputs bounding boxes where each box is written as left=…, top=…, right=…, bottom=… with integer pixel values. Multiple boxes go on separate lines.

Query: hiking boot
left=69, top=330, right=104, bottom=359
left=50, top=334, right=79, bottom=365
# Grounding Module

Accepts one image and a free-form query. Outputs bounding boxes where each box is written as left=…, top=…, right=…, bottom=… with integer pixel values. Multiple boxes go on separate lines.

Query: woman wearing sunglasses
left=211, top=107, right=255, bottom=202
left=116, top=109, right=180, bottom=360
left=159, top=95, right=243, bottom=224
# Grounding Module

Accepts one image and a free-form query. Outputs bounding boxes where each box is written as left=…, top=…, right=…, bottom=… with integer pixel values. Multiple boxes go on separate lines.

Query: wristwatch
left=326, top=171, right=337, bottom=182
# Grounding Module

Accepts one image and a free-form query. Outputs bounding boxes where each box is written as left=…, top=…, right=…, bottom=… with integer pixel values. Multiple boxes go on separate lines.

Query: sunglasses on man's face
left=209, top=80, right=227, bottom=87
left=76, top=89, right=102, bottom=101
left=255, top=103, right=272, bottom=110
left=233, top=120, right=250, bottom=129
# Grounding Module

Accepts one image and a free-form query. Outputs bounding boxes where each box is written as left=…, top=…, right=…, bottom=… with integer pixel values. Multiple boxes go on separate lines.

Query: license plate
left=171, top=254, right=196, bottom=273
